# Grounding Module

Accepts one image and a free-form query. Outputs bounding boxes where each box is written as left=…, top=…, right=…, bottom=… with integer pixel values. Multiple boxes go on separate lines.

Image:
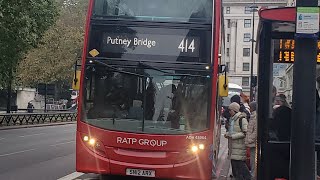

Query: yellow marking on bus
left=89, top=49, right=99, bottom=57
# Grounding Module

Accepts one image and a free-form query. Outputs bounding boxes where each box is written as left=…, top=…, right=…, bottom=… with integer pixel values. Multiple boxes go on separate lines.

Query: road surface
left=0, top=124, right=76, bottom=180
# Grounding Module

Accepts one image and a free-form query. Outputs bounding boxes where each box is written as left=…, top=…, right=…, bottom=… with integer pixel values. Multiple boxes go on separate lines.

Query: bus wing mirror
left=218, top=75, right=229, bottom=97
left=219, top=65, right=228, bottom=73
left=72, top=70, right=81, bottom=90
left=219, top=65, right=224, bottom=73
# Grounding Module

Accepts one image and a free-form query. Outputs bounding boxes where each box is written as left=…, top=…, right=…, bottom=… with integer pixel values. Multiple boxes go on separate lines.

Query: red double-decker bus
left=76, top=0, right=224, bottom=179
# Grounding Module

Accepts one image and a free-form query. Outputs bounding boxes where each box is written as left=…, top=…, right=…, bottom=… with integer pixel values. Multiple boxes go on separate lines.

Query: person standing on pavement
left=225, top=102, right=251, bottom=180
left=245, top=102, right=257, bottom=179
left=223, top=94, right=250, bottom=138
left=27, top=102, right=34, bottom=113
left=274, top=94, right=290, bottom=108
left=240, top=93, right=250, bottom=113
left=223, top=95, right=250, bottom=178
left=230, top=95, right=251, bottom=120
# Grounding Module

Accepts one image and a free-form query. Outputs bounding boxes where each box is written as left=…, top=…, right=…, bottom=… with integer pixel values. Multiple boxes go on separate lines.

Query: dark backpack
left=240, top=104, right=250, bottom=120
left=238, top=117, right=246, bottom=135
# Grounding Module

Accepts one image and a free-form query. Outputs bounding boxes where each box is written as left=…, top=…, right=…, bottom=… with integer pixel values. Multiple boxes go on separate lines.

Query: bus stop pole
left=291, top=0, right=318, bottom=179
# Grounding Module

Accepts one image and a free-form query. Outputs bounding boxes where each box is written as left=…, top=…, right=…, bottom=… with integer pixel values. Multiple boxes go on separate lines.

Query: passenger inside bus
left=148, top=76, right=208, bottom=131
left=87, top=77, right=116, bottom=119
left=145, top=78, right=156, bottom=120
left=152, top=83, right=176, bottom=123
left=169, top=83, right=184, bottom=129
left=87, top=77, right=131, bottom=119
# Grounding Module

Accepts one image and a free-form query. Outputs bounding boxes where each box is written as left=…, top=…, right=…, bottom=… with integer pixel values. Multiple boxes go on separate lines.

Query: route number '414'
left=178, top=39, right=195, bottom=53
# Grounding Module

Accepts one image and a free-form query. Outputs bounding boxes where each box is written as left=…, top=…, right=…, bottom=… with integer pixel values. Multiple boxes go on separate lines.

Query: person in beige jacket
left=245, top=102, right=257, bottom=179
left=225, top=102, right=251, bottom=180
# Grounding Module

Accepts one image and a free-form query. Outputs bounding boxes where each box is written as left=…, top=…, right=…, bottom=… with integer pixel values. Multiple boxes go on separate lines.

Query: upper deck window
left=93, top=0, right=213, bottom=23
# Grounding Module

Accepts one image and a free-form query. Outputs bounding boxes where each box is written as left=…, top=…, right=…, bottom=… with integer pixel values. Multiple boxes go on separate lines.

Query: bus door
left=256, top=7, right=310, bottom=180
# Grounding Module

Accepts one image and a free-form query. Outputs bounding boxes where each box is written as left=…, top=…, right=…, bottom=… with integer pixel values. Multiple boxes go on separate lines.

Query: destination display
left=87, top=25, right=211, bottom=63
left=273, top=39, right=320, bottom=64
left=101, top=33, right=200, bottom=57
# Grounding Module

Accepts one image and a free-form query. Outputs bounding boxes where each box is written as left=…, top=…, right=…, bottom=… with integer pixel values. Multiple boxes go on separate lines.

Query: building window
left=243, top=63, right=250, bottom=71
left=242, top=77, right=250, bottom=86
left=226, top=7, right=230, bottom=14
left=227, top=34, right=230, bottom=42
left=227, top=19, right=231, bottom=28
left=226, top=48, right=230, bottom=57
left=243, top=48, right=250, bottom=57
left=245, top=7, right=251, bottom=14
left=244, top=19, right=251, bottom=28
left=243, top=33, right=251, bottom=42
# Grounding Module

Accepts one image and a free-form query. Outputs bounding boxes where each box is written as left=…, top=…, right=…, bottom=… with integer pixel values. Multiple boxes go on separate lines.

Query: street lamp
left=249, top=4, right=258, bottom=102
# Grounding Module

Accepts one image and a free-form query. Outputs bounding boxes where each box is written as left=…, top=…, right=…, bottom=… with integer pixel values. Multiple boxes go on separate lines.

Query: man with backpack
left=225, top=102, right=251, bottom=180
left=223, top=94, right=250, bottom=131
left=231, top=95, right=251, bottom=119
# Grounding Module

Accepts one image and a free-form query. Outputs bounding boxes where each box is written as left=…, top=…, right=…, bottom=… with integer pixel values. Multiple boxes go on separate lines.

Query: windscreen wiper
left=138, top=62, right=210, bottom=77
left=163, top=73, right=210, bottom=78
left=138, top=62, right=170, bottom=74
left=93, top=60, right=148, bottom=78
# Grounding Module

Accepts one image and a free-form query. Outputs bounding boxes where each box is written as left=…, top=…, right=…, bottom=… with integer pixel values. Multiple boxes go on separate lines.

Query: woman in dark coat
left=267, top=96, right=292, bottom=180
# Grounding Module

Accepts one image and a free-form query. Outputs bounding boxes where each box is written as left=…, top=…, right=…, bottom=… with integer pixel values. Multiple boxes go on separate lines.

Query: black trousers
left=231, top=160, right=251, bottom=180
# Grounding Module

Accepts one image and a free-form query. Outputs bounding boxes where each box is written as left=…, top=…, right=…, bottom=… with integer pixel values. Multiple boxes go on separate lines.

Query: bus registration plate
left=126, top=168, right=155, bottom=177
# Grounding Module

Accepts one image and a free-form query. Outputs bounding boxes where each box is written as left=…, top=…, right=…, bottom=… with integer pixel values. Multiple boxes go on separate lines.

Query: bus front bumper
left=76, top=135, right=211, bottom=180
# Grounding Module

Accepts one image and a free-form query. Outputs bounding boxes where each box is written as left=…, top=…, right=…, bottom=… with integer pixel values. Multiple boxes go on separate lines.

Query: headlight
left=199, top=144, right=205, bottom=150
left=83, top=136, right=89, bottom=142
left=190, top=144, right=205, bottom=153
left=191, top=145, right=199, bottom=153
left=89, top=138, right=96, bottom=146
left=82, top=135, right=106, bottom=157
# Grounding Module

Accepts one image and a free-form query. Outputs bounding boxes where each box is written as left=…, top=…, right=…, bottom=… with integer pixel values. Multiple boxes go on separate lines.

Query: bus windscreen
left=93, top=0, right=213, bottom=23
left=83, top=64, right=210, bottom=134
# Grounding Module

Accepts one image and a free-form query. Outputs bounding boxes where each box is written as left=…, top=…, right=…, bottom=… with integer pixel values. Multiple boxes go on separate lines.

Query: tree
left=0, top=1, right=58, bottom=86
left=0, top=0, right=58, bottom=112
left=16, top=0, right=88, bottom=88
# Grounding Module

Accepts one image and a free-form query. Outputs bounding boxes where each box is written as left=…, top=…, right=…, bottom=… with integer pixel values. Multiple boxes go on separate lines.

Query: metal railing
left=0, top=112, right=77, bottom=126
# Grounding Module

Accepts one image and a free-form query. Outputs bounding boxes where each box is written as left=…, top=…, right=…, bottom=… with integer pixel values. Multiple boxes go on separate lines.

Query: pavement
left=216, top=128, right=232, bottom=180
left=0, top=124, right=231, bottom=180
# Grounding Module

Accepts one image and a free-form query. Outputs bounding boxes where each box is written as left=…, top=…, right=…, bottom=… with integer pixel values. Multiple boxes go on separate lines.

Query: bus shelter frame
left=256, top=7, right=319, bottom=180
